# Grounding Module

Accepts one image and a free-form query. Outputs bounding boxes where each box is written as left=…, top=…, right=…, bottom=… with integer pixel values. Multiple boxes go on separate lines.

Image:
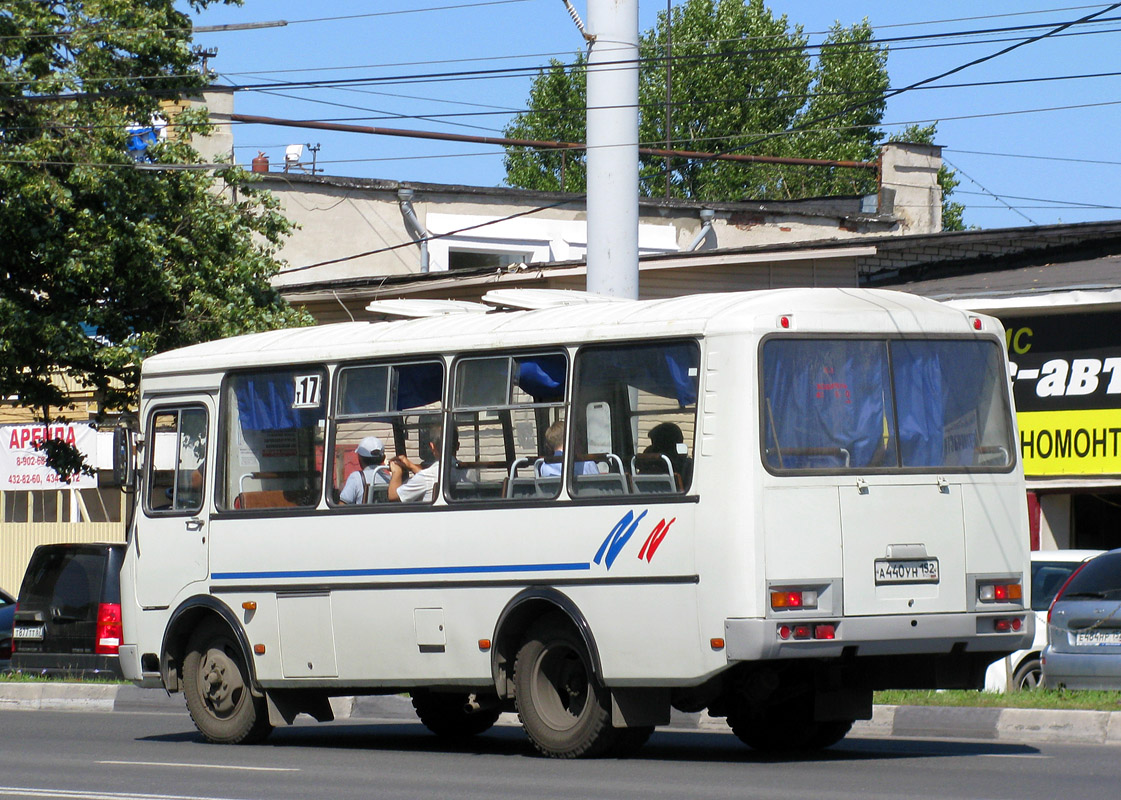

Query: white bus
left=116, top=288, right=1031, bottom=758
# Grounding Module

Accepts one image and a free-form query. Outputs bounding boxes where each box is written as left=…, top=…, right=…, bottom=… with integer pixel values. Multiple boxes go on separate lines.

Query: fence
left=0, top=522, right=125, bottom=595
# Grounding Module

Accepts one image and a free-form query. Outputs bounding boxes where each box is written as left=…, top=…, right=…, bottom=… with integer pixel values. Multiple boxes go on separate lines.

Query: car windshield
left=1060, top=552, right=1121, bottom=600
left=1031, top=561, right=1086, bottom=611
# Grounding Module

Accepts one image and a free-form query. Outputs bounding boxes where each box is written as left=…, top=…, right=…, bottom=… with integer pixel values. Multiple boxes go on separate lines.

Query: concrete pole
left=585, top=0, right=639, bottom=299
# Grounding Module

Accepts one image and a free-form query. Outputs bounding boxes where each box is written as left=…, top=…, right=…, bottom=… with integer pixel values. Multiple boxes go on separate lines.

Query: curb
left=3, top=684, right=1119, bottom=746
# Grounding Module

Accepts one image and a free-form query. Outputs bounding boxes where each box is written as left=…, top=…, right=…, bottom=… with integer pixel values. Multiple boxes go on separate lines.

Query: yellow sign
left=1017, top=409, right=1121, bottom=475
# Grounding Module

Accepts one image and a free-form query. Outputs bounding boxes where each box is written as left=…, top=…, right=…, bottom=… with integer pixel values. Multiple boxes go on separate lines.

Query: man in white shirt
left=338, top=436, right=389, bottom=504
left=389, top=424, right=441, bottom=503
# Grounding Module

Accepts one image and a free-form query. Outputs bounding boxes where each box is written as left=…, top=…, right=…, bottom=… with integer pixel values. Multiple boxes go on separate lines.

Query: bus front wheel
left=182, top=619, right=271, bottom=744
left=514, top=620, right=617, bottom=758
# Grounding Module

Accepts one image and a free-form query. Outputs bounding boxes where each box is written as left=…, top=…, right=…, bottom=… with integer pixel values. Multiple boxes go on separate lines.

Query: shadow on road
left=140, top=720, right=1043, bottom=764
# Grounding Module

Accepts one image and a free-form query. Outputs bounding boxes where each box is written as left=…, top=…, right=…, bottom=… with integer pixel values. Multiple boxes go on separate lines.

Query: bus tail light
left=95, top=602, right=122, bottom=655
left=978, top=582, right=1022, bottom=603
left=771, top=589, right=818, bottom=610
left=778, top=623, right=837, bottom=641
left=993, top=617, right=1023, bottom=633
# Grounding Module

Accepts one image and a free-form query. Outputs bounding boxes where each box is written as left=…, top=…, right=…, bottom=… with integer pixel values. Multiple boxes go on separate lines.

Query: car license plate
left=1075, top=631, right=1121, bottom=646
left=874, top=558, right=940, bottom=585
left=13, top=625, right=44, bottom=641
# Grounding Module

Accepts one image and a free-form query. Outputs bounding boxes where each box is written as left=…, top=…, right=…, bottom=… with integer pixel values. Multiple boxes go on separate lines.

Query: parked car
left=1042, top=548, right=1121, bottom=690
left=10, top=543, right=125, bottom=678
left=984, top=549, right=1103, bottom=691
left=0, top=587, right=15, bottom=668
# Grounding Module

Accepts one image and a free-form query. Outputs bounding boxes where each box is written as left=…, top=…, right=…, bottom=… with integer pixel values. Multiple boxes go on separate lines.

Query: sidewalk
left=2, top=683, right=1120, bottom=746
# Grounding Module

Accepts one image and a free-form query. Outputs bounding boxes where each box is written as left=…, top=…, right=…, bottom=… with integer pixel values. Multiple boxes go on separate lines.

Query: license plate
left=874, top=558, right=940, bottom=585
left=1075, top=631, right=1121, bottom=646
left=13, top=625, right=44, bottom=641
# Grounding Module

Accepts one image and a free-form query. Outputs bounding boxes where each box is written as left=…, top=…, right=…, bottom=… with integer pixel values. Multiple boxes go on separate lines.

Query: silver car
left=1042, top=548, right=1121, bottom=690
left=984, top=550, right=1102, bottom=691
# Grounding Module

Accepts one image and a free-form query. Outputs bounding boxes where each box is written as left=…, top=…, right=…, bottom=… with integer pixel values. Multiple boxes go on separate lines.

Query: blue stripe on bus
left=210, top=562, right=592, bottom=581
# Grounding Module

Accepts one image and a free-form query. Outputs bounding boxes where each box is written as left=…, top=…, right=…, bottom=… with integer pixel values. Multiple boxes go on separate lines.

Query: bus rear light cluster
left=992, top=617, right=1024, bottom=633
left=778, top=623, right=836, bottom=641
left=771, top=589, right=818, bottom=610
left=978, top=582, right=1022, bottom=603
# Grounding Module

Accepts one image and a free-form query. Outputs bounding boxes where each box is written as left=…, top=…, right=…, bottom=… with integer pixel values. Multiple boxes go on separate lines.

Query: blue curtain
left=235, top=373, right=322, bottom=431
left=517, top=355, right=567, bottom=402
left=579, top=343, right=699, bottom=408
left=763, top=340, right=891, bottom=469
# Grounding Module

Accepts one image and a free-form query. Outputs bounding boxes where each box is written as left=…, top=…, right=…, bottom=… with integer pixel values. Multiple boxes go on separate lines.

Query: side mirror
left=110, top=423, right=135, bottom=488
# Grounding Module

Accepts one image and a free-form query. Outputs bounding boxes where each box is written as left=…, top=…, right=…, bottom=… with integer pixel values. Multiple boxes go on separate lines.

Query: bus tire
left=514, top=620, right=616, bottom=758
left=411, top=691, right=502, bottom=739
left=728, top=700, right=852, bottom=752
left=182, top=619, right=271, bottom=745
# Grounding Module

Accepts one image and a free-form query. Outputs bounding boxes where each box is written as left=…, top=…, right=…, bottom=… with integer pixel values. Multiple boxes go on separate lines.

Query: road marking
left=0, top=788, right=256, bottom=800
left=98, top=761, right=299, bottom=772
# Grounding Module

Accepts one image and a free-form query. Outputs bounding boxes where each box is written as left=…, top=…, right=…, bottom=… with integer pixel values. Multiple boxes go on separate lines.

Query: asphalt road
left=1, top=707, right=1119, bottom=800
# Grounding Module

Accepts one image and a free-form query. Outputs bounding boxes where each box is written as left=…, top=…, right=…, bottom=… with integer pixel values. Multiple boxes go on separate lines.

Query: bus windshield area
left=762, top=338, right=1014, bottom=472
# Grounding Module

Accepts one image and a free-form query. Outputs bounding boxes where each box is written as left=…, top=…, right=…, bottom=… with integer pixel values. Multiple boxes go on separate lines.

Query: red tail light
left=1048, top=562, right=1089, bottom=623
left=95, top=602, right=122, bottom=655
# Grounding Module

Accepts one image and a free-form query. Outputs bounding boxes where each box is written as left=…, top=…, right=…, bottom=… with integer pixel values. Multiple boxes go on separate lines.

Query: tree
left=504, top=0, right=893, bottom=201
left=0, top=1, right=312, bottom=479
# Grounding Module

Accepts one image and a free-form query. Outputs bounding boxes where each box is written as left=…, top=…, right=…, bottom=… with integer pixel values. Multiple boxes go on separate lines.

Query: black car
left=10, top=543, right=125, bottom=678
left=0, top=587, right=15, bottom=667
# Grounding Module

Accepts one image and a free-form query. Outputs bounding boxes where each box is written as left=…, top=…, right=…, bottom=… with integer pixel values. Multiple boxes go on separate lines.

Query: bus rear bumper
left=725, top=612, right=1034, bottom=661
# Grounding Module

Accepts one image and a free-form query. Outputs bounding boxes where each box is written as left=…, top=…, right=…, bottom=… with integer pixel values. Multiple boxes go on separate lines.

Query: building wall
left=0, top=522, right=124, bottom=596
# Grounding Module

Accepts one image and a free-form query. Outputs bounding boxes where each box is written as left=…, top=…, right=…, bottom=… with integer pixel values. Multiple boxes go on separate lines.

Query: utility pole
left=585, top=0, right=639, bottom=300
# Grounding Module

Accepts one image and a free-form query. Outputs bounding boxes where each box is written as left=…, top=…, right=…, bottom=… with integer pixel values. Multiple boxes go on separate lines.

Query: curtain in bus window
left=516, top=354, right=566, bottom=402
left=762, top=340, right=893, bottom=470
left=578, top=344, right=698, bottom=407
left=235, top=374, right=320, bottom=431
left=892, top=340, right=995, bottom=467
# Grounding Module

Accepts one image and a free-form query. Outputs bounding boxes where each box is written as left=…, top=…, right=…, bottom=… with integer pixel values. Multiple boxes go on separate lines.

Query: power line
left=945, top=148, right=1121, bottom=167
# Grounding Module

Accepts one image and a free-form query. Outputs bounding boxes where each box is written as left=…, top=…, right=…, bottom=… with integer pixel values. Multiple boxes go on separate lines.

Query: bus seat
left=535, top=476, right=561, bottom=497
left=236, top=490, right=299, bottom=509
left=631, top=454, right=678, bottom=494
left=506, top=457, right=536, bottom=499
left=363, top=467, right=393, bottom=503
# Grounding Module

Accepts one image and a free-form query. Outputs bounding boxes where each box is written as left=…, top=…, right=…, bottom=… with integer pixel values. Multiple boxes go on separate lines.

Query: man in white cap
left=338, top=435, right=389, bottom=504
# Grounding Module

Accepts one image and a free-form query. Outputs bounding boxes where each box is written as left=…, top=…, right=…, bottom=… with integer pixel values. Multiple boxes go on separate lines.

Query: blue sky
left=185, top=1, right=1121, bottom=230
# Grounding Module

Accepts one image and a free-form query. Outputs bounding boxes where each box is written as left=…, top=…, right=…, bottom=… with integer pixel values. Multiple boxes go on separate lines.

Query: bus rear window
left=762, top=338, right=1013, bottom=472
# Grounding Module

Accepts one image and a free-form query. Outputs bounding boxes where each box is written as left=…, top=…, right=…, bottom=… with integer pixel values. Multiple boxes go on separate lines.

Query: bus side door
left=135, top=399, right=213, bottom=608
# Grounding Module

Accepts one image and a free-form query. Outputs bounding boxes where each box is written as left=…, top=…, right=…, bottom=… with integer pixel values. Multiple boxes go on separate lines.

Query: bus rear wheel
left=728, top=697, right=852, bottom=752
left=514, top=621, right=617, bottom=758
left=182, top=619, right=271, bottom=745
left=411, top=691, right=502, bottom=739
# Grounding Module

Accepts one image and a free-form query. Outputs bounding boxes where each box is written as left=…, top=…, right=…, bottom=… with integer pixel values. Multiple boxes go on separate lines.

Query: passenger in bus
left=338, top=436, right=389, bottom=504
left=642, top=422, right=692, bottom=485
left=388, top=424, right=441, bottom=502
left=536, top=420, right=598, bottom=477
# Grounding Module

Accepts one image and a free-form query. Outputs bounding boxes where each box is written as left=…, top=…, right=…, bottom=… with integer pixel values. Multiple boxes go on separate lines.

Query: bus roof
left=141, top=288, right=991, bottom=377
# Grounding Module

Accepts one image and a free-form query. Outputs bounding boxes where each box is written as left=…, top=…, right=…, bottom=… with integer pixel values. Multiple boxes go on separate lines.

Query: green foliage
left=0, top=1, right=312, bottom=478
left=889, top=124, right=967, bottom=231
left=504, top=0, right=890, bottom=201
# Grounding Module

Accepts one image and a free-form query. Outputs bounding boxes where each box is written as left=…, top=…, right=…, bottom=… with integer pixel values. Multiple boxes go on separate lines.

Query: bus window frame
left=327, top=356, right=447, bottom=509
left=446, top=348, right=569, bottom=504
left=757, top=332, right=1018, bottom=478
left=214, top=364, right=331, bottom=513
left=142, top=403, right=209, bottom=518
left=570, top=337, right=701, bottom=498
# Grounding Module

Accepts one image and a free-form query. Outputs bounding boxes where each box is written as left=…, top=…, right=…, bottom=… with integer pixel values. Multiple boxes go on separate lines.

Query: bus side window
left=572, top=340, right=699, bottom=497
left=330, top=360, right=445, bottom=507
left=216, top=368, right=327, bottom=511
left=145, top=406, right=208, bottom=515
left=448, top=351, right=567, bottom=503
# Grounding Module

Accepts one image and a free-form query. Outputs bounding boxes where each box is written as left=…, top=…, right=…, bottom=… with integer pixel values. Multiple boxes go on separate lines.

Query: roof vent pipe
left=398, top=188, right=430, bottom=273
left=688, top=209, right=716, bottom=251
